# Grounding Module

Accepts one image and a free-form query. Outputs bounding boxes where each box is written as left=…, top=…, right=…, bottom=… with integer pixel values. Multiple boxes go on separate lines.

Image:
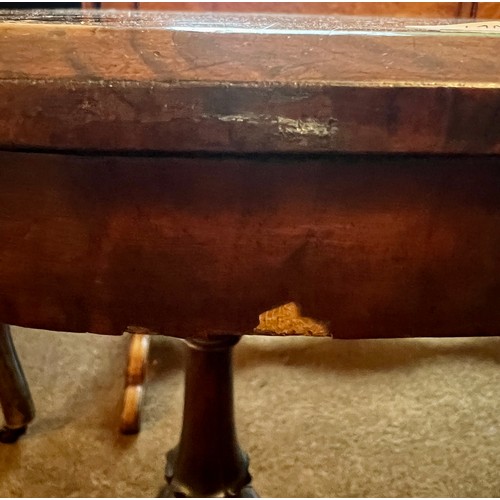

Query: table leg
left=0, top=324, right=35, bottom=443
left=160, top=336, right=257, bottom=498
left=120, top=333, right=151, bottom=434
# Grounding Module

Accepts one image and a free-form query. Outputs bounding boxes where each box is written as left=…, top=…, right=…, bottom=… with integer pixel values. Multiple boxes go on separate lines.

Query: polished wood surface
left=0, top=12, right=499, bottom=154
left=0, top=11, right=499, bottom=341
left=131, top=2, right=468, bottom=18
left=88, top=2, right=495, bottom=19
left=476, top=2, right=500, bottom=18
left=162, top=337, right=255, bottom=497
left=0, top=151, right=499, bottom=340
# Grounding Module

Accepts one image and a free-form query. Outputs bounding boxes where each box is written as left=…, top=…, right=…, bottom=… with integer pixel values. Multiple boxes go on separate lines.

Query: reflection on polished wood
left=137, top=2, right=464, bottom=18
left=90, top=2, right=481, bottom=19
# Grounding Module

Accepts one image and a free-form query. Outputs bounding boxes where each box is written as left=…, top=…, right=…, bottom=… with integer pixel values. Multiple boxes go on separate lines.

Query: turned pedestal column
left=161, top=336, right=257, bottom=498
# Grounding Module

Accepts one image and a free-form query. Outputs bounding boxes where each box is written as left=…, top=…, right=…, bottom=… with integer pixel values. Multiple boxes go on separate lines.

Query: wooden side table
left=0, top=10, right=499, bottom=497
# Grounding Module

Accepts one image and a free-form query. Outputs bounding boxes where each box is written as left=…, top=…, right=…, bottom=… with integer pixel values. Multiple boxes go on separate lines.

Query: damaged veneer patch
left=126, top=302, right=329, bottom=337
left=255, top=302, right=329, bottom=336
left=204, top=113, right=338, bottom=140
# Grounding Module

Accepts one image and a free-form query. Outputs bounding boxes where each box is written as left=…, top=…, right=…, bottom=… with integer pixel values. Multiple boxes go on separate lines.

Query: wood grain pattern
left=0, top=151, right=498, bottom=340
left=0, top=12, right=499, bottom=341
left=86, top=2, right=500, bottom=20
left=476, top=2, right=500, bottom=18
left=0, top=12, right=499, bottom=154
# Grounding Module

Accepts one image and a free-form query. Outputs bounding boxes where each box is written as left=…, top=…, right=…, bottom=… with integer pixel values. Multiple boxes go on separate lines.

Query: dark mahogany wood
left=161, top=337, right=256, bottom=498
left=0, top=151, right=499, bottom=340
left=0, top=11, right=499, bottom=155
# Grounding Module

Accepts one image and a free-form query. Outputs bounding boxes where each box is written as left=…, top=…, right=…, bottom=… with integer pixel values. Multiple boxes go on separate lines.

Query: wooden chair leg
left=0, top=324, right=35, bottom=443
left=120, top=333, right=151, bottom=435
left=160, top=336, right=257, bottom=498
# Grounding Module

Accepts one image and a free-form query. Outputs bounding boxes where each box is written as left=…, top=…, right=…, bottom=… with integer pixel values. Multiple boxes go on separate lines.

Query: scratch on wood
left=213, top=113, right=261, bottom=125
left=255, top=302, right=329, bottom=336
left=275, top=116, right=336, bottom=138
left=204, top=113, right=338, bottom=140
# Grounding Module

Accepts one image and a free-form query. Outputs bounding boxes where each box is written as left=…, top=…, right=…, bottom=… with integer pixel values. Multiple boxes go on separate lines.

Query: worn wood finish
left=0, top=12, right=499, bottom=154
left=120, top=333, right=150, bottom=434
left=85, top=2, right=500, bottom=19
left=0, top=13, right=499, bottom=339
left=0, top=324, right=35, bottom=443
left=0, top=151, right=499, bottom=340
left=140, top=2, right=500, bottom=19
left=131, top=2, right=468, bottom=18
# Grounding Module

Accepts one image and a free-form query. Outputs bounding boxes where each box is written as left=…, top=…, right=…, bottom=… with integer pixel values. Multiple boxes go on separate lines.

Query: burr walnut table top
left=0, top=11, right=499, bottom=340
left=0, top=10, right=499, bottom=154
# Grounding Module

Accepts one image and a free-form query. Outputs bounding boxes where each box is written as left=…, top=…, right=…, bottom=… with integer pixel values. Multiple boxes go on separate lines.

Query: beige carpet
left=0, top=328, right=499, bottom=497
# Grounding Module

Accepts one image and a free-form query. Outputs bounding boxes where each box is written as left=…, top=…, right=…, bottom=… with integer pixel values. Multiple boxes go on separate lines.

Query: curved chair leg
left=0, top=324, right=35, bottom=443
left=120, top=333, right=151, bottom=434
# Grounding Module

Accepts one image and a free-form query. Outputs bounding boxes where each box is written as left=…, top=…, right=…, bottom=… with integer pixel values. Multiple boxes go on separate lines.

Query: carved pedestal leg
left=0, top=324, right=35, bottom=443
left=120, top=333, right=151, bottom=434
left=161, top=336, right=257, bottom=498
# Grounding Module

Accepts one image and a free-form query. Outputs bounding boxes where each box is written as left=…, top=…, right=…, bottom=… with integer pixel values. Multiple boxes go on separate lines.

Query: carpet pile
left=0, top=328, right=499, bottom=497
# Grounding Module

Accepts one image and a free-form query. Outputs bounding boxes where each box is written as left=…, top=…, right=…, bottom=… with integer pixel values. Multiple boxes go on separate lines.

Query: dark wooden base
left=0, top=324, right=35, bottom=443
left=0, top=424, right=27, bottom=444
left=160, top=336, right=257, bottom=498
